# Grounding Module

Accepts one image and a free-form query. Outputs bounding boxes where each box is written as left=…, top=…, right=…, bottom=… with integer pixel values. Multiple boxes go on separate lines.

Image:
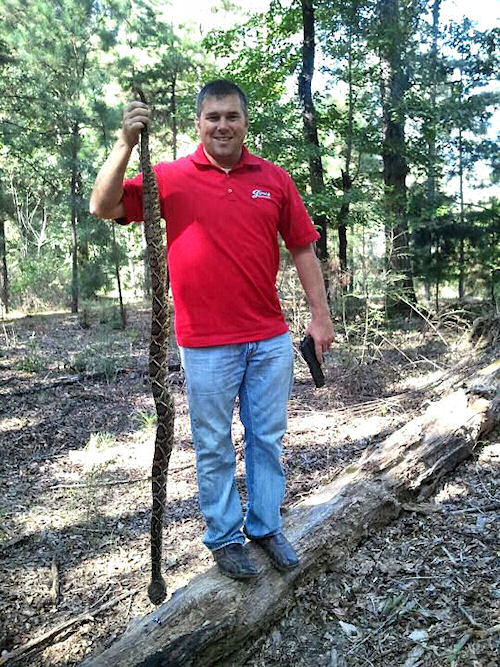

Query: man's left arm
left=289, top=243, right=334, bottom=364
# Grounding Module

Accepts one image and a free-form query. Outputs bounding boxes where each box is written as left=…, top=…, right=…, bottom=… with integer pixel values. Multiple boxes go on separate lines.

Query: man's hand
left=305, top=315, right=334, bottom=364
left=121, top=101, right=151, bottom=148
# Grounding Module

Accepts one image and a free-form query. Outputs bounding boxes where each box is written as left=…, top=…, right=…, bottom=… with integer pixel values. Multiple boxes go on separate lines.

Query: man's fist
left=121, top=101, right=151, bottom=148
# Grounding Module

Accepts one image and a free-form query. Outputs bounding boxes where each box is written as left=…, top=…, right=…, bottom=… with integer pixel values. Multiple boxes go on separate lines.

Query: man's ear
left=195, top=117, right=201, bottom=136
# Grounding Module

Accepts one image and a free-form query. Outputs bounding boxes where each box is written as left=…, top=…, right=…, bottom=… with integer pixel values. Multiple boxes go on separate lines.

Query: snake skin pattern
left=138, top=90, right=174, bottom=605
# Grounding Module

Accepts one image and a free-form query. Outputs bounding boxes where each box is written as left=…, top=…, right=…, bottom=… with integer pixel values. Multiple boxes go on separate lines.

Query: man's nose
left=217, top=116, right=229, bottom=130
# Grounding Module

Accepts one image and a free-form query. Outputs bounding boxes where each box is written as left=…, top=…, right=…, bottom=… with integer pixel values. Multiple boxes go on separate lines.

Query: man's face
left=196, top=94, right=249, bottom=169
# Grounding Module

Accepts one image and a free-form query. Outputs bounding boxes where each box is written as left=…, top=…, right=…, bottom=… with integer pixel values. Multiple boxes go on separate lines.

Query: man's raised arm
left=90, top=101, right=150, bottom=219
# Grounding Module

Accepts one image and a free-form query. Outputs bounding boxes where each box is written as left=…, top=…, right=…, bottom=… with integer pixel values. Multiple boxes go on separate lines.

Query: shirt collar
left=189, top=143, right=260, bottom=171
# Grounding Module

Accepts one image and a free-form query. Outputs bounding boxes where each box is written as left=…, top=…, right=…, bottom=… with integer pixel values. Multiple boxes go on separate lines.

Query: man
left=90, top=79, right=334, bottom=580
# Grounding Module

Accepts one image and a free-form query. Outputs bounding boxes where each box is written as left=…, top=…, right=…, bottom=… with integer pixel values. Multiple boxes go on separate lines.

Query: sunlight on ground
left=288, top=412, right=337, bottom=433
left=397, top=369, right=444, bottom=391
left=434, top=482, right=469, bottom=503
left=24, top=426, right=199, bottom=537
left=338, top=415, right=389, bottom=442
left=289, top=410, right=391, bottom=446
left=67, top=432, right=155, bottom=471
left=0, top=416, right=36, bottom=434
left=477, top=442, right=499, bottom=463
left=1, top=308, right=69, bottom=321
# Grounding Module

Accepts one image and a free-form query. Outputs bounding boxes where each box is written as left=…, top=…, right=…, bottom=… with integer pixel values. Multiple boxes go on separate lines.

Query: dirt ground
left=0, top=304, right=498, bottom=666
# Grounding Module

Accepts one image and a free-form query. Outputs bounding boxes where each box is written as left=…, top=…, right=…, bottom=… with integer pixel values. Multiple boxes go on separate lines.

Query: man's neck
left=202, top=146, right=243, bottom=171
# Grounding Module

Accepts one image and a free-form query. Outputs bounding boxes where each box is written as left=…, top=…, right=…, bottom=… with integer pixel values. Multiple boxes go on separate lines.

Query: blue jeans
left=179, top=332, right=294, bottom=551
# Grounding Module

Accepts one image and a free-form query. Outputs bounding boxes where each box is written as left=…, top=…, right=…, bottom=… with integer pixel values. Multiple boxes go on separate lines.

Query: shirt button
left=227, top=188, right=233, bottom=193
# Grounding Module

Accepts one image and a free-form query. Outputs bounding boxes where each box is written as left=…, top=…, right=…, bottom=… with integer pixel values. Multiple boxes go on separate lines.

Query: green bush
left=17, top=334, right=46, bottom=373
left=10, top=254, right=70, bottom=310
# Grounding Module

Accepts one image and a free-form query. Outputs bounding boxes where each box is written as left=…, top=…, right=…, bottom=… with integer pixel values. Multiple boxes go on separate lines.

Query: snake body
left=138, top=90, right=174, bottom=605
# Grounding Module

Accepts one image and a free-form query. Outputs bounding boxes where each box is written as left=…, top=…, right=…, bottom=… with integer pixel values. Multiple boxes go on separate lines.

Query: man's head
left=195, top=79, right=249, bottom=169
left=196, top=79, right=248, bottom=119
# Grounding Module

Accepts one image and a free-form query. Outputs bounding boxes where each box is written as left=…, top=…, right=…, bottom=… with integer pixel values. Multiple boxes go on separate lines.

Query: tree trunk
left=81, top=361, right=499, bottom=667
left=298, top=0, right=328, bottom=266
left=0, top=216, right=8, bottom=313
left=337, top=170, right=351, bottom=290
left=171, top=73, right=178, bottom=160
left=112, top=223, right=126, bottom=329
left=426, top=0, right=440, bottom=212
left=379, top=0, right=416, bottom=316
left=70, top=122, right=80, bottom=314
left=458, top=128, right=465, bottom=300
left=337, top=22, right=355, bottom=292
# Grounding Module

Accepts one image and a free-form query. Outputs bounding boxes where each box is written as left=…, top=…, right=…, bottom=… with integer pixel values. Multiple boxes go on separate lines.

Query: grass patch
left=16, top=334, right=46, bottom=373
left=67, top=335, right=130, bottom=382
left=133, top=409, right=157, bottom=431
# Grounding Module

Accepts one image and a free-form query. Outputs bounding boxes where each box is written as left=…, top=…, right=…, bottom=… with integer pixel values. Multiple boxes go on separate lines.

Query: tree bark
left=337, top=170, right=351, bottom=285
left=112, top=223, right=126, bottom=329
left=70, top=122, right=80, bottom=314
left=458, top=127, right=465, bottom=300
left=426, top=0, right=440, bottom=211
left=379, top=0, right=416, bottom=315
left=337, top=20, right=356, bottom=292
left=0, top=216, right=8, bottom=313
left=82, top=360, right=499, bottom=667
left=170, top=73, right=178, bottom=160
left=298, top=0, right=328, bottom=266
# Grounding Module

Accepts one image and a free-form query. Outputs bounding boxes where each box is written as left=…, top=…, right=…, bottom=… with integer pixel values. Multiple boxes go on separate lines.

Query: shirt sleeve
left=120, top=172, right=145, bottom=224
left=278, top=171, right=320, bottom=249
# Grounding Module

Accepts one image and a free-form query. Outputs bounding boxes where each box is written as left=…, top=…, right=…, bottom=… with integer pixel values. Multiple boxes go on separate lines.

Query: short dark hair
left=196, top=79, right=248, bottom=118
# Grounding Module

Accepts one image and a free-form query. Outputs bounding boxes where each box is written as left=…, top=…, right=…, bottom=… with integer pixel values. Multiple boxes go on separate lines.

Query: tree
left=0, top=0, right=130, bottom=311
left=317, top=0, right=380, bottom=292
left=0, top=193, right=9, bottom=313
left=118, top=0, right=204, bottom=161
left=377, top=0, right=418, bottom=314
left=298, top=0, right=329, bottom=264
left=444, top=20, right=499, bottom=300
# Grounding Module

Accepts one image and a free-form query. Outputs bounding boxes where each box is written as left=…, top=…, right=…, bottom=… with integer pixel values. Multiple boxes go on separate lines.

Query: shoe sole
left=216, top=565, right=261, bottom=580
left=266, top=557, right=300, bottom=573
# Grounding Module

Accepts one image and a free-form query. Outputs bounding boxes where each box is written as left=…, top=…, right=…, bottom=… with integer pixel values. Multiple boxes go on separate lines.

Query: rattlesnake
left=138, top=90, right=174, bottom=605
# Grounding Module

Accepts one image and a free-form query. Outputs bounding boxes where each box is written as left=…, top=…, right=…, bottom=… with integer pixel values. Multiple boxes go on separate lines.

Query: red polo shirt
left=121, top=144, right=319, bottom=347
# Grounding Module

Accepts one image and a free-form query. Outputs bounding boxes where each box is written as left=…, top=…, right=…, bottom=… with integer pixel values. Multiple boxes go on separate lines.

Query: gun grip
left=299, top=335, right=325, bottom=388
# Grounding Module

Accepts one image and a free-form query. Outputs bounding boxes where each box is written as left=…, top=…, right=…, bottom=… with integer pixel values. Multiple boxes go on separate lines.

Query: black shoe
left=246, top=532, right=300, bottom=572
left=212, top=543, right=261, bottom=580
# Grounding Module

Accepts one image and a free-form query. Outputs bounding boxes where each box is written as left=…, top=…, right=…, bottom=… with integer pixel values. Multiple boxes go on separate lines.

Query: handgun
left=299, top=335, right=325, bottom=388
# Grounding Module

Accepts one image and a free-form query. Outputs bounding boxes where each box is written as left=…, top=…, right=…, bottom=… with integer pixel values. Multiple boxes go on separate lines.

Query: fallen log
left=80, top=359, right=498, bottom=667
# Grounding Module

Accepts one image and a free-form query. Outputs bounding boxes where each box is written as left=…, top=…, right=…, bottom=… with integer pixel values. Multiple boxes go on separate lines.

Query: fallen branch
left=0, top=588, right=141, bottom=666
left=3, top=364, right=181, bottom=398
left=0, top=534, right=29, bottom=552
left=81, top=358, right=499, bottom=667
left=46, top=464, right=193, bottom=490
left=403, top=501, right=500, bottom=515
left=49, top=555, right=60, bottom=606
left=1, top=369, right=133, bottom=398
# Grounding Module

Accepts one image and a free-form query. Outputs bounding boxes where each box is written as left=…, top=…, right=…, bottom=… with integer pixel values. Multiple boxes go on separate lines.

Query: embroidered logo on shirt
left=251, top=189, right=271, bottom=200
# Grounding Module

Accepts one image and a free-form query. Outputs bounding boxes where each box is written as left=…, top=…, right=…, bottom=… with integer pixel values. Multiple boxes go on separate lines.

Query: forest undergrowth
left=0, top=300, right=498, bottom=666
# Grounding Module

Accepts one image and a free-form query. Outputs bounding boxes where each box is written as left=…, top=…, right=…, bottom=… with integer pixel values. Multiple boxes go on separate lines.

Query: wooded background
left=0, top=0, right=498, bottom=319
